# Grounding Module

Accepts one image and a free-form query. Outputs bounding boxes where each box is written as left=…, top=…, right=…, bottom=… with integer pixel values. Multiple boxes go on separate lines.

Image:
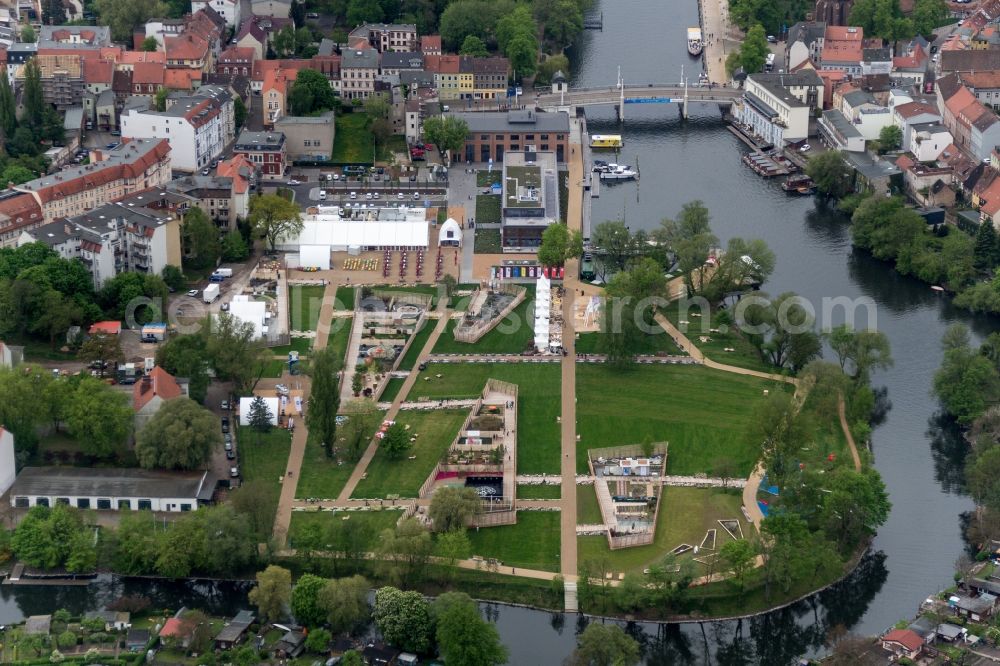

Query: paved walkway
left=271, top=281, right=338, bottom=547
left=699, top=0, right=739, bottom=83
left=336, top=298, right=452, bottom=503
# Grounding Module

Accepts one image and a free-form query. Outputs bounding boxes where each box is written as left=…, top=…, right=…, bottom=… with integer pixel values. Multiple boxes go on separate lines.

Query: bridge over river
left=536, top=82, right=742, bottom=121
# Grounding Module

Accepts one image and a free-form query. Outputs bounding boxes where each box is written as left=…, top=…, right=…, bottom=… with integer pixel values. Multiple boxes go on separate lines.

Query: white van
left=319, top=190, right=327, bottom=200
left=349, top=191, right=357, bottom=199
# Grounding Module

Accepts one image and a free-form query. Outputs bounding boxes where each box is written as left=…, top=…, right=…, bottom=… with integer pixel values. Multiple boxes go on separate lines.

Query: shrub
left=56, top=631, right=77, bottom=649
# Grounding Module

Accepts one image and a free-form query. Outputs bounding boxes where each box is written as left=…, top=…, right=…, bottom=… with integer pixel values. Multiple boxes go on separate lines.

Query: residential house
left=213, top=611, right=255, bottom=650
left=83, top=611, right=131, bottom=631
left=274, top=631, right=306, bottom=658
left=133, top=367, right=187, bottom=431
left=112, top=69, right=134, bottom=108
left=26, top=53, right=86, bottom=110
left=233, top=130, right=286, bottom=178
left=499, top=149, right=559, bottom=252
left=341, top=47, right=379, bottom=99
left=18, top=201, right=182, bottom=286
left=733, top=70, right=823, bottom=147
left=0, top=189, right=44, bottom=246
left=215, top=154, right=253, bottom=218
left=274, top=112, right=335, bottom=161
left=9, top=467, right=215, bottom=512
left=940, top=49, right=1000, bottom=75
left=0, top=428, right=14, bottom=497
left=817, top=109, right=866, bottom=152
left=957, top=70, right=1000, bottom=109
left=951, top=593, right=997, bottom=622
left=843, top=150, right=902, bottom=194
left=82, top=58, right=113, bottom=97
left=14, top=139, right=172, bottom=223
left=165, top=33, right=211, bottom=72
left=880, top=629, right=923, bottom=661
left=262, top=66, right=297, bottom=126
left=838, top=89, right=892, bottom=140
left=159, top=616, right=193, bottom=648
left=893, top=100, right=941, bottom=148
left=447, top=109, right=569, bottom=163
left=349, top=23, right=417, bottom=53
left=131, top=61, right=165, bottom=97
left=190, top=0, right=240, bottom=27
left=895, top=154, right=955, bottom=207
left=5, top=42, right=36, bottom=85
left=235, top=18, right=267, bottom=60
left=861, top=47, right=891, bottom=76
left=167, top=174, right=242, bottom=228
left=908, top=121, right=952, bottom=161
left=216, top=46, right=254, bottom=77
left=820, top=25, right=863, bottom=76
left=250, top=0, right=289, bottom=17
left=785, top=21, right=825, bottom=71
left=379, top=51, right=422, bottom=77
left=92, top=88, right=116, bottom=131
left=38, top=25, right=111, bottom=49
left=420, top=35, right=441, bottom=55
left=891, top=49, right=928, bottom=88
left=472, top=57, right=509, bottom=100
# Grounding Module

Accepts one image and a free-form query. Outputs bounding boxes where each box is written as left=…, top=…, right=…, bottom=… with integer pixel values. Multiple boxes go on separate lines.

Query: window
left=525, top=134, right=534, bottom=140
left=97, top=498, right=111, bottom=510
left=510, top=134, right=519, bottom=140
left=138, top=499, right=152, bottom=510
left=35, top=497, right=49, bottom=507
left=541, top=134, right=549, bottom=140
left=118, top=499, right=131, bottom=510
left=77, top=498, right=90, bottom=509
left=181, top=503, right=192, bottom=511
left=14, top=496, right=28, bottom=508
left=57, top=497, right=70, bottom=505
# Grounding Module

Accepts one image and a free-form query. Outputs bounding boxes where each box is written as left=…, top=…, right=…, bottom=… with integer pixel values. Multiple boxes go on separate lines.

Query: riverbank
left=697, top=0, right=740, bottom=82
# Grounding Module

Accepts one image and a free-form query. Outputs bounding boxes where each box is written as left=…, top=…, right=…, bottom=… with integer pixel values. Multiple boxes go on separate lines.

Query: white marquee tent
left=279, top=208, right=430, bottom=252
left=299, top=244, right=331, bottom=270
left=439, top=218, right=461, bottom=247
left=534, top=273, right=551, bottom=352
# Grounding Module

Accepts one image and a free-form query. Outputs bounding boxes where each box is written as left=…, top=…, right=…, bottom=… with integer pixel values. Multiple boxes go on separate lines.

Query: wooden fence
left=473, top=510, right=517, bottom=527
left=371, top=313, right=427, bottom=402
left=453, top=285, right=527, bottom=343
left=372, top=289, right=435, bottom=309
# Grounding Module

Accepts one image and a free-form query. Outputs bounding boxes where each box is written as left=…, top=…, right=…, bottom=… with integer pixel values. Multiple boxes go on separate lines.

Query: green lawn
left=380, top=377, right=406, bottom=403
left=335, top=286, right=356, bottom=310
left=397, top=320, right=435, bottom=371
left=288, top=510, right=401, bottom=550
left=260, top=358, right=287, bottom=378
left=467, top=512, right=561, bottom=572
left=575, top=316, right=683, bottom=355
left=351, top=409, right=467, bottom=498
left=577, top=487, right=746, bottom=575
left=576, top=364, right=788, bottom=475
left=238, top=426, right=292, bottom=531
left=269, top=337, right=313, bottom=356
left=403, top=363, right=562, bottom=474
left=290, top=285, right=326, bottom=331
left=332, top=112, right=375, bottom=164
left=577, top=484, right=603, bottom=524
left=476, top=194, right=501, bottom=224
left=474, top=228, right=502, bottom=254
left=432, top=289, right=535, bottom=354
left=378, top=135, right=408, bottom=162
left=517, top=484, right=563, bottom=500
left=661, top=303, right=777, bottom=373
left=325, top=316, right=353, bottom=363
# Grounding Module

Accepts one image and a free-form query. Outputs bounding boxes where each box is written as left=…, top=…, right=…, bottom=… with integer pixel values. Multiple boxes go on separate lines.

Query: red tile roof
left=882, top=629, right=923, bottom=653
left=420, top=35, right=441, bottom=53
left=163, top=68, right=199, bottom=90
left=82, top=59, right=113, bottom=84
left=895, top=154, right=915, bottom=171
left=89, top=321, right=121, bottom=335
left=159, top=618, right=189, bottom=639
left=119, top=50, right=166, bottom=65
left=895, top=101, right=939, bottom=119
left=217, top=154, right=252, bottom=193
left=263, top=67, right=298, bottom=96
left=132, top=61, right=165, bottom=86
left=165, top=33, right=208, bottom=62
left=219, top=46, right=255, bottom=65
left=133, top=366, right=184, bottom=411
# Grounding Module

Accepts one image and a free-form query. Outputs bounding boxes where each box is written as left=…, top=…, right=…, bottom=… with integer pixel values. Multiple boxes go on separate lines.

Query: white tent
left=439, top=218, right=462, bottom=247
left=228, top=295, right=267, bottom=339
left=238, top=396, right=279, bottom=426
left=282, top=218, right=429, bottom=252
left=299, top=244, right=331, bottom=270
left=534, top=274, right=551, bottom=352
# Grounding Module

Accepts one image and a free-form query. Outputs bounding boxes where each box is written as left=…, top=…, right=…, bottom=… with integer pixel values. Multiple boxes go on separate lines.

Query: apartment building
left=341, top=47, right=379, bottom=99
left=18, top=202, right=182, bottom=287
left=733, top=71, right=823, bottom=147
left=0, top=189, right=44, bottom=247
left=14, top=139, right=172, bottom=223
left=262, top=67, right=297, bottom=126
left=349, top=23, right=417, bottom=53
left=233, top=131, right=286, bottom=178
left=447, top=109, right=570, bottom=163
left=472, top=57, right=509, bottom=100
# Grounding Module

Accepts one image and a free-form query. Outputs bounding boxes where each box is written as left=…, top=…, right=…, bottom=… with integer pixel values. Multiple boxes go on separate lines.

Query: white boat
left=600, top=164, right=637, bottom=181
left=688, top=27, right=703, bottom=56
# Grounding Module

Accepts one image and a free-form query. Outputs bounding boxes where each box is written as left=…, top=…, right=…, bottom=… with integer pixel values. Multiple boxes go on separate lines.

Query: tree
left=98, top=271, right=168, bottom=321
left=974, top=221, right=999, bottom=274
left=380, top=422, right=411, bottom=459
left=877, top=124, right=902, bottom=153
left=250, top=194, right=303, bottom=252
left=153, top=87, right=170, bottom=113
left=376, top=519, right=433, bottom=587
left=206, top=311, right=267, bottom=393
left=422, top=116, right=469, bottom=162
left=372, top=587, right=433, bottom=654
left=428, top=486, right=480, bottom=532
left=135, top=398, right=222, bottom=470
left=248, top=566, right=291, bottom=622
left=234, top=97, right=247, bottom=131
left=93, top=0, right=167, bottom=42
left=340, top=651, right=364, bottom=666
left=538, top=223, right=584, bottom=268
left=819, top=467, right=891, bottom=551
left=825, top=324, right=893, bottom=382
left=968, top=446, right=1000, bottom=511
left=0, top=165, right=34, bottom=186
left=496, top=4, right=535, bottom=53
left=591, top=220, right=635, bottom=280
left=156, top=333, right=210, bottom=403
left=655, top=200, right=717, bottom=296
left=161, top=264, right=185, bottom=291
left=11, top=504, right=96, bottom=572
left=141, top=36, right=159, bottom=52
left=433, top=593, right=508, bottom=666
left=364, top=93, right=393, bottom=150
left=535, top=0, right=584, bottom=50
left=806, top=151, right=852, bottom=199
left=849, top=0, right=914, bottom=40
left=305, top=628, right=331, bottom=654
left=727, top=24, right=769, bottom=74
left=347, top=0, right=384, bottom=23
left=77, top=333, right=123, bottom=378
left=935, top=324, right=1000, bottom=423
left=506, top=32, right=537, bottom=78
left=21, top=59, right=44, bottom=128
left=459, top=34, right=489, bottom=56
left=20, top=24, right=35, bottom=43
left=287, top=69, right=336, bottom=115
left=291, top=573, right=327, bottom=626
left=221, top=230, right=249, bottom=262
left=436, top=529, right=471, bottom=571
left=65, top=378, right=132, bottom=458
left=566, top=623, right=640, bottom=666
left=720, top=539, right=756, bottom=595
left=307, top=345, right=342, bottom=458
left=317, top=575, right=370, bottom=634
left=912, top=0, right=947, bottom=34
left=181, top=208, right=220, bottom=270
left=0, top=72, right=16, bottom=139
left=247, top=396, right=274, bottom=433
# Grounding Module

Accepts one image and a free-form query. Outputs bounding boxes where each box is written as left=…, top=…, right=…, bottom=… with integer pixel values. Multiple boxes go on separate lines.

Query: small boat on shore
left=688, top=27, right=704, bottom=56
left=782, top=174, right=816, bottom=195
left=600, top=164, right=637, bottom=181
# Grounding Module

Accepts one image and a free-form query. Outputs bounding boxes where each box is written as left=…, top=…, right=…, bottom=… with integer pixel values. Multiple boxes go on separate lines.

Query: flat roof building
left=446, top=110, right=570, bottom=163
left=500, top=149, right=559, bottom=252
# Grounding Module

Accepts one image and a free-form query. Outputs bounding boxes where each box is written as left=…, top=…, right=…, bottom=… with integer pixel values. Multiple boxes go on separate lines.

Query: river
left=0, top=2, right=996, bottom=663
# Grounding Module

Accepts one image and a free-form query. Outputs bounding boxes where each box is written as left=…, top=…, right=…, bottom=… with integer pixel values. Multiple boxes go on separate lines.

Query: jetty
left=742, top=152, right=791, bottom=178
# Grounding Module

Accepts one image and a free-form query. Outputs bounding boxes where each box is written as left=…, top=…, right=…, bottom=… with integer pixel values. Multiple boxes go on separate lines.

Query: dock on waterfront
left=743, top=152, right=791, bottom=177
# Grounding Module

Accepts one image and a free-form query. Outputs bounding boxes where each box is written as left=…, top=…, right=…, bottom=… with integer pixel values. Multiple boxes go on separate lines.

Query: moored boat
left=600, top=164, right=637, bottom=181
left=688, top=27, right=703, bottom=56
left=782, top=174, right=816, bottom=194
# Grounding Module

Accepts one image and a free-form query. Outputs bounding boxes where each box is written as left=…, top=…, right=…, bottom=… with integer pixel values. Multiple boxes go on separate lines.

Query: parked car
left=365, top=192, right=373, bottom=200
left=397, top=192, right=404, bottom=200
left=187, top=289, right=199, bottom=297
left=350, top=191, right=357, bottom=199
left=799, top=144, right=811, bottom=152
left=221, top=400, right=230, bottom=410
left=288, top=179, right=302, bottom=185
left=230, top=466, right=239, bottom=478
left=373, top=192, right=380, bottom=199
left=767, top=34, right=777, bottom=42
left=201, top=168, right=210, bottom=175
left=413, top=192, right=420, bottom=200
left=275, top=384, right=289, bottom=395
left=226, top=449, right=235, bottom=460
left=224, top=441, right=233, bottom=451
left=319, top=190, right=327, bottom=201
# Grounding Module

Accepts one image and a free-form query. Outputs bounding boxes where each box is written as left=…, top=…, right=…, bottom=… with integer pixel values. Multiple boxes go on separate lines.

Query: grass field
left=474, top=228, right=502, bottom=253
left=379, top=377, right=406, bottom=403
left=577, top=487, right=746, bottom=575
left=475, top=194, right=501, bottom=224
left=397, top=320, right=435, bottom=370
left=467, top=512, right=561, bottom=572
left=661, top=303, right=778, bottom=374
left=335, top=286, right=356, bottom=310
left=290, top=285, right=326, bottom=331
left=260, top=358, right=287, bottom=378
left=576, top=364, right=787, bottom=475
left=517, top=484, right=562, bottom=500
left=351, top=409, right=467, bottom=498
left=575, top=323, right=682, bottom=356
left=288, top=510, right=401, bottom=550
left=325, top=316, right=353, bottom=363
left=577, top=485, right=603, bottom=524
left=332, top=113, right=374, bottom=164
left=238, top=426, right=292, bottom=531
left=402, top=363, right=562, bottom=474
left=432, top=290, right=536, bottom=355
left=269, top=337, right=313, bottom=356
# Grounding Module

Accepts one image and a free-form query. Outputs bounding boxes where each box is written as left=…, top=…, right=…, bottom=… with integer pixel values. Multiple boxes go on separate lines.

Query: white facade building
left=0, top=428, right=15, bottom=497
left=908, top=122, right=953, bottom=162
left=121, top=87, right=234, bottom=172
left=9, top=467, right=213, bottom=512
left=734, top=72, right=822, bottom=147
left=191, top=0, right=240, bottom=27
